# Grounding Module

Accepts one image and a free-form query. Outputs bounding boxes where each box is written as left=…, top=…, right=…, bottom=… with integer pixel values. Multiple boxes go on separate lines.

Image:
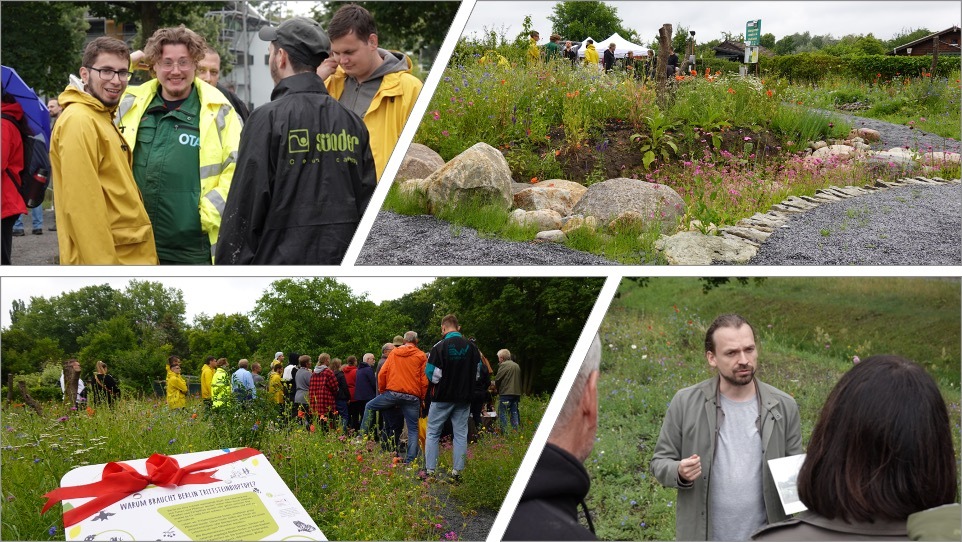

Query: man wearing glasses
left=49, top=36, right=158, bottom=264
left=118, top=25, right=241, bottom=265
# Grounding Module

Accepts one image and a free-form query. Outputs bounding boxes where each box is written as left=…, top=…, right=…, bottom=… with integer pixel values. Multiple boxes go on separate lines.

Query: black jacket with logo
left=216, top=72, right=376, bottom=264
left=427, top=331, right=480, bottom=403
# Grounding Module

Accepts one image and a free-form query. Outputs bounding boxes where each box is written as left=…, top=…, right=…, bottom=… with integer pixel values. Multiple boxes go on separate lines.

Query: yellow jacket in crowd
left=117, top=78, right=241, bottom=255
left=268, top=371, right=284, bottom=404
left=584, top=43, right=599, bottom=67
left=211, top=366, right=230, bottom=409
left=166, top=371, right=188, bottom=409
left=325, top=55, right=422, bottom=181
left=50, top=82, right=158, bottom=265
left=527, top=37, right=541, bottom=62
left=200, top=363, right=214, bottom=400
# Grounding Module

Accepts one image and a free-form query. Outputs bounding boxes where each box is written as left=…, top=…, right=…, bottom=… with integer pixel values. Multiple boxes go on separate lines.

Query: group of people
left=59, top=358, right=121, bottom=406
left=1, top=4, right=422, bottom=265
left=507, top=314, right=959, bottom=540
left=169, top=314, right=523, bottom=481
left=526, top=30, right=683, bottom=80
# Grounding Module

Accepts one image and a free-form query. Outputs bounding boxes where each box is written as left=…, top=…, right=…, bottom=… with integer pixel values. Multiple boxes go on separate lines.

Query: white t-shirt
left=710, top=393, right=766, bottom=541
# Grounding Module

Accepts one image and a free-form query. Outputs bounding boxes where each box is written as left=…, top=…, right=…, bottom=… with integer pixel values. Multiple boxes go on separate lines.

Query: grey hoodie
left=338, top=48, right=411, bottom=118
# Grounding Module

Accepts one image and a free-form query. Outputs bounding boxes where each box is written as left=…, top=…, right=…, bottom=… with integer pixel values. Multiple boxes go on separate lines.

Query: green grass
left=589, top=277, right=961, bottom=540
left=1, top=394, right=545, bottom=541
left=786, top=71, right=961, bottom=140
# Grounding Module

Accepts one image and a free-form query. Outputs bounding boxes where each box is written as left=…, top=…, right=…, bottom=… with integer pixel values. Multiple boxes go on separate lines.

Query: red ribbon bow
left=42, top=447, right=260, bottom=527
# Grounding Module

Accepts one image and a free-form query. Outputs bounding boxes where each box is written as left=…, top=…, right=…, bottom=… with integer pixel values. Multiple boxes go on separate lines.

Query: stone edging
left=717, top=177, right=962, bottom=249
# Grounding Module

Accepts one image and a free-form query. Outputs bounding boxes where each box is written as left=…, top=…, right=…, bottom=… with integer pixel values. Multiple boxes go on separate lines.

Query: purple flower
left=168, top=439, right=176, bottom=444
left=48, top=526, right=57, bottom=536
left=853, top=356, right=861, bottom=364
left=57, top=416, right=68, bottom=423
left=743, top=136, right=752, bottom=141
left=33, top=458, right=41, bottom=463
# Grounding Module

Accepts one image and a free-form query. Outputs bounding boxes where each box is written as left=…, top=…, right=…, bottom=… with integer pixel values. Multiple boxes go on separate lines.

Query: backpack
left=1, top=112, right=50, bottom=208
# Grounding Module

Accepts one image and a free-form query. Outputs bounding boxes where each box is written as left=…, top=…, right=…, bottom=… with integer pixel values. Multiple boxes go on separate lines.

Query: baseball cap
left=259, top=17, right=330, bottom=68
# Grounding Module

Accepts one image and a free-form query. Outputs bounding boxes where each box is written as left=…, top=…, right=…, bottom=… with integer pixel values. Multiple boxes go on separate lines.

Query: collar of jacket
left=444, top=331, right=463, bottom=339
left=271, top=72, right=330, bottom=101
left=797, top=511, right=908, bottom=536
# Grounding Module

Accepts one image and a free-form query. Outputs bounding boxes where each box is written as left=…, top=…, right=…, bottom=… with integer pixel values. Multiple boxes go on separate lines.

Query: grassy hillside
left=588, top=277, right=960, bottom=540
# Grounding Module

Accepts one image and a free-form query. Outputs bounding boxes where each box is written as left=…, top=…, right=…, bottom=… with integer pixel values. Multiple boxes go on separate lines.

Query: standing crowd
left=2, top=4, right=422, bottom=265
left=525, top=29, right=685, bottom=81
left=154, top=314, right=524, bottom=481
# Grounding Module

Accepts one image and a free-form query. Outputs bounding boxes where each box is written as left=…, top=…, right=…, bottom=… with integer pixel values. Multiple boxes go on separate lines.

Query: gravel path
left=818, top=108, right=960, bottom=153
left=749, top=182, right=961, bottom=265
left=430, top=484, right=498, bottom=541
left=356, top=211, right=617, bottom=266
left=7, top=208, right=58, bottom=265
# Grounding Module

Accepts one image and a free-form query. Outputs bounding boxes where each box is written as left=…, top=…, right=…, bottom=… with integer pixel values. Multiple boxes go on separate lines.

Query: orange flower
left=309, top=424, right=316, bottom=432
left=727, top=88, right=735, bottom=94
left=766, top=89, right=773, bottom=97
left=554, top=149, right=561, bottom=156
left=356, top=454, right=364, bottom=462
left=85, top=406, right=95, bottom=417
left=191, top=413, right=198, bottom=419
left=500, top=79, right=506, bottom=85
left=297, top=409, right=305, bottom=418
left=530, top=177, right=538, bottom=184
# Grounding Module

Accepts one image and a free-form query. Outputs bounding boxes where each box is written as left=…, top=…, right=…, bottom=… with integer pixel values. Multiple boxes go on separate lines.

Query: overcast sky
left=0, top=277, right=434, bottom=329
left=461, top=1, right=960, bottom=45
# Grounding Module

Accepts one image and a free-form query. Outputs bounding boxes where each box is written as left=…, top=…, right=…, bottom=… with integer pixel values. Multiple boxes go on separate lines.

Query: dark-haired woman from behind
left=753, top=355, right=958, bottom=540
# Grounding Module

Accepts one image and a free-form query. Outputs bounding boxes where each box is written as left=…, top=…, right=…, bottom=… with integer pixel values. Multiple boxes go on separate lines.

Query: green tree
left=186, top=312, right=261, bottom=373
left=547, top=1, right=639, bottom=42
left=428, top=277, right=604, bottom=395
left=252, top=278, right=371, bottom=358
left=0, top=2, right=88, bottom=97
left=887, top=27, right=931, bottom=49
left=774, top=35, right=796, bottom=55
left=119, top=280, right=188, bottom=354
left=760, top=32, right=776, bottom=49
left=76, top=315, right=138, bottom=377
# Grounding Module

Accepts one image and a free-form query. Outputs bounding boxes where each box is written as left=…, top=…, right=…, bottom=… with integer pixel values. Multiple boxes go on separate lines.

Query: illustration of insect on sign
left=42, top=448, right=324, bottom=541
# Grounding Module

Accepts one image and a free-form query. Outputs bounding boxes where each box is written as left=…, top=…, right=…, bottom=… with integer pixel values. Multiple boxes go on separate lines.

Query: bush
left=767, top=52, right=958, bottom=83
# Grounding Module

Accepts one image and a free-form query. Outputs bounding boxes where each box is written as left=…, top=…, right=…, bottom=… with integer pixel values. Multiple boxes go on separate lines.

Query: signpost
left=746, top=19, right=761, bottom=46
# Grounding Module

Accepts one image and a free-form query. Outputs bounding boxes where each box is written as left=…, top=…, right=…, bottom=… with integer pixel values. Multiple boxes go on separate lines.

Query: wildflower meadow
left=1, top=393, right=548, bottom=541
left=394, top=34, right=962, bottom=262
left=590, top=276, right=961, bottom=540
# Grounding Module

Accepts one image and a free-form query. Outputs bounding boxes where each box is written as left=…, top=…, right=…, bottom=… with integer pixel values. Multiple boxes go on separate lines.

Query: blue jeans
left=425, top=401, right=469, bottom=473
left=360, top=391, right=421, bottom=463
left=13, top=206, right=42, bottom=231
left=498, top=395, right=520, bottom=431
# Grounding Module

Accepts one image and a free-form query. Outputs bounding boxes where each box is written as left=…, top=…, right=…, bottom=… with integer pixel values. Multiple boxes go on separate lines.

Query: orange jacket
left=378, top=343, right=428, bottom=398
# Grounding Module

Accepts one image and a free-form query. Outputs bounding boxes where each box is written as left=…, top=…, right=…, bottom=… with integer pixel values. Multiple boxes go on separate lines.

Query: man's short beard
left=721, top=366, right=755, bottom=387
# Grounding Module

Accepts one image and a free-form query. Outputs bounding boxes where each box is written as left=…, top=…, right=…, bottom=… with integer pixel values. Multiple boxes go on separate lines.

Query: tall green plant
left=631, top=107, right=680, bottom=170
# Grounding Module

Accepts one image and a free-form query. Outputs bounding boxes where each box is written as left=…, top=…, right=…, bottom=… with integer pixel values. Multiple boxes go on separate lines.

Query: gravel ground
left=430, top=483, right=498, bottom=541
left=356, top=211, right=617, bottom=266
left=819, top=108, right=961, bottom=153
left=749, top=182, right=961, bottom=265
left=7, top=208, right=58, bottom=266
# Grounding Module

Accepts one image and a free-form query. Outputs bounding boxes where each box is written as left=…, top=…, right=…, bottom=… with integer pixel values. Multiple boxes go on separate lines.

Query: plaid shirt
left=308, top=368, right=338, bottom=416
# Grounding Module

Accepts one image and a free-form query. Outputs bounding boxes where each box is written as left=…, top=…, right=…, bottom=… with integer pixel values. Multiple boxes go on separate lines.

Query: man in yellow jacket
left=200, top=355, right=216, bottom=411
left=50, top=37, right=158, bottom=264
left=527, top=31, right=542, bottom=63
left=318, top=4, right=422, bottom=181
left=118, top=26, right=241, bottom=264
left=584, top=39, right=600, bottom=70
left=166, top=364, right=188, bottom=409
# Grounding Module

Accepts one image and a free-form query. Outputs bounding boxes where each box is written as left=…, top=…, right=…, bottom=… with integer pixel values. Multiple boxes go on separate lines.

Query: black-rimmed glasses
left=86, top=66, right=132, bottom=81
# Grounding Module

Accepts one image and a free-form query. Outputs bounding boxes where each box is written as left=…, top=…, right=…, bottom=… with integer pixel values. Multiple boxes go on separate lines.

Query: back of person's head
left=403, top=330, right=418, bottom=343
left=704, top=313, right=754, bottom=353
left=346, top=355, right=357, bottom=366
left=328, top=4, right=377, bottom=41
left=317, top=353, right=331, bottom=366
left=298, top=354, right=311, bottom=367
left=330, top=358, right=341, bottom=372
left=798, top=355, right=957, bottom=522
left=82, top=36, right=130, bottom=67
left=217, top=357, right=227, bottom=368
left=497, top=349, right=512, bottom=361
left=550, top=334, right=600, bottom=441
left=441, top=314, right=459, bottom=330
left=237, top=359, right=249, bottom=369
left=96, top=360, right=107, bottom=373
left=587, top=39, right=594, bottom=45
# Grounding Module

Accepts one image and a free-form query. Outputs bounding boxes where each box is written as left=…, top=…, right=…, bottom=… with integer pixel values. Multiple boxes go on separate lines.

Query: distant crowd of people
left=2, top=4, right=421, bottom=265
left=525, top=29, right=684, bottom=80
left=58, top=314, right=525, bottom=481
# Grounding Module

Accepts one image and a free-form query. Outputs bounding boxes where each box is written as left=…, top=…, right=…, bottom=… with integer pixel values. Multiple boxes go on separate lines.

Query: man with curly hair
left=118, top=25, right=242, bottom=264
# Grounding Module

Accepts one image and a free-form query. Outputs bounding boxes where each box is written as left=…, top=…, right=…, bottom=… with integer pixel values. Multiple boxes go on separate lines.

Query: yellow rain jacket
left=325, top=52, right=422, bottom=181
left=50, top=83, right=158, bottom=265
left=117, top=79, right=241, bottom=259
left=200, top=363, right=214, bottom=400
left=584, top=43, right=599, bottom=67
left=527, top=37, right=541, bottom=62
left=166, top=371, right=188, bottom=409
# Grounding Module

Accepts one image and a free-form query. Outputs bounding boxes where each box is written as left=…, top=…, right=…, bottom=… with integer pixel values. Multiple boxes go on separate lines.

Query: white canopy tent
left=577, top=32, right=649, bottom=59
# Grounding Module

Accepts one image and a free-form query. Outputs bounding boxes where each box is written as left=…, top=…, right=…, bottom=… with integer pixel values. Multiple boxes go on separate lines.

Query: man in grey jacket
left=651, top=314, right=803, bottom=541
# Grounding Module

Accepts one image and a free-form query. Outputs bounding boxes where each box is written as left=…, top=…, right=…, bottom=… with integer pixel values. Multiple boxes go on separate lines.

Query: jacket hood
left=369, top=49, right=412, bottom=79
left=1, top=100, right=24, bottom=120
left=58, top=77, right=115, bottom=115
left=523, top=443, right=590, bottom=502
left=392, top=343, right=424, bottom=359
